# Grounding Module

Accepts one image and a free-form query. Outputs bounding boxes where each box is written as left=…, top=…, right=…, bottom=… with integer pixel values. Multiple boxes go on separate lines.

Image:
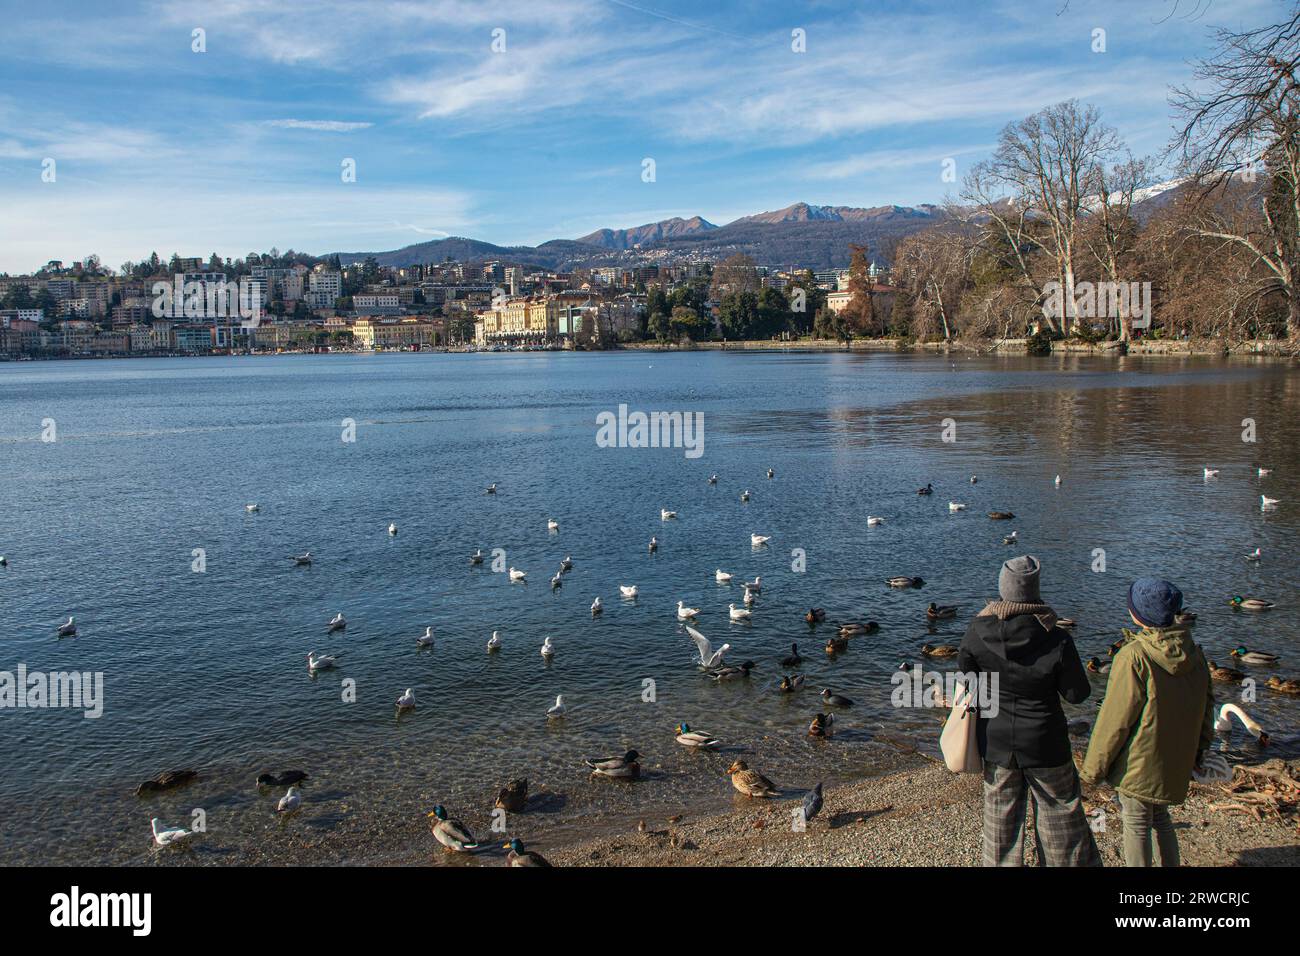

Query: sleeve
left=1056, top=633, right=1092, bottom=705
left=956, top=621, right=979, bottom=675
left=1081, top=648, right=1146, bottom=784
left=1197, top=648, right=1217, bottom=755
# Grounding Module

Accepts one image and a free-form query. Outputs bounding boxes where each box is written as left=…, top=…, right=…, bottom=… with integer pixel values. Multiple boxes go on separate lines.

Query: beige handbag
left=940, top=680, right=982, bottom=773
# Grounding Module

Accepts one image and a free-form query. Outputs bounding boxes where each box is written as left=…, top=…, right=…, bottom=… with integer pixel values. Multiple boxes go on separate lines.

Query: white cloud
left=262, top=119, right=373, bottom=132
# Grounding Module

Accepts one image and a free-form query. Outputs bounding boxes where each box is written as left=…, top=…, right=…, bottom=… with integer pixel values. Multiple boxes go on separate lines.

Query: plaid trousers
left=982, top=761, right=1101, bottom=867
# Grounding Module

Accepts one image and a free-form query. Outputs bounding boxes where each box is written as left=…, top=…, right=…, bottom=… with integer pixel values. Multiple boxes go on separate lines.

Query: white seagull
left=743, top=587, right=756, bottom=607
left=547, top=518, right=559, bottom=531
left=686, top=624, right=730, bottom=668
left=620, top=585, right=638, bottom=599
left=948, top=501, right=967, bottom=512
left=1054, top=475, right=1062, bottom=487
left=508, top=567, right=527, bottom=581
left=293, top=551, right=312, bottom=565
left=416, top=626, right=434, bottom=648
left=327, top=612, right=346, bottom=632
left=648, top=536, right=658, bottom=552
left=151, top=818, right=193, bottom=847
left=396, top=688, right=416, bottom=710
left=487, top=630, right=502, bottom=651
left=867, top=516, right=883, bottom=526
left=729, top=603, right=752, bottom=621
left=486, top=483, right=497, bottom=494
left=1203, top=468, right=1220, bottom=479
left=541, top=636, right=555, bottom=658
left=547, top=694, right=566, bottom=719
left=744, top=575, right=762, bottom=592
left=751, top=533, right=771, bottom=546
left=550, top=572, right=563, bottom=588
left=388, top=522, right=398, bottom=535
left=591, top=596, right=603, bottom=615
left=661, top=509, right=677, bottom=520
left=245, top=503, right=259, bottom=512
left=307, top=650, right=342, bottom=672
left=1258, top=467, right=1273, bottom=476
left=1261, top=495, right=1280, bottom=509
left=740, top=490, right=751, bottom=502
left=715, top=569, right=733, bottom=583
left=677, top=600, right=700, bottom=620
left=276, top=786, right=302, bottom=813
left=56, top=616, right=77, bottom=637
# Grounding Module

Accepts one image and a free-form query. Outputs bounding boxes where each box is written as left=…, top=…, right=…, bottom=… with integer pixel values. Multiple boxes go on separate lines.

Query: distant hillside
left=578, top=215, right=717, bottom=250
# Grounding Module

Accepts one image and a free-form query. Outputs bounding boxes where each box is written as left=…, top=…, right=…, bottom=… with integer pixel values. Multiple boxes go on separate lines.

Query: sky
left=0, top=0, right=1285, bottom=273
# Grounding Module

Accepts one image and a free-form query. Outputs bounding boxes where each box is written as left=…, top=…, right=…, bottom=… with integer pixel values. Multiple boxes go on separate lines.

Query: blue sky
left=0, top=0, right=1282, bottom=272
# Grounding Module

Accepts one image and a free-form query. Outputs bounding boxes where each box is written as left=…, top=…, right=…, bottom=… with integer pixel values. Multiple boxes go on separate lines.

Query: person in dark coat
left=957, top=555, right=1099, bottom=866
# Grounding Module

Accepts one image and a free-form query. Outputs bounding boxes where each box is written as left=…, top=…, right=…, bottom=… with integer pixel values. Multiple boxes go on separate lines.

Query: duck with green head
left=1229, top=595, right=1275, bottom=611
left=1231, top=646, right=1281, bottom=665
left=427, top=805, right=479, bottom=852
left=503, top=837, right=552, bottom=867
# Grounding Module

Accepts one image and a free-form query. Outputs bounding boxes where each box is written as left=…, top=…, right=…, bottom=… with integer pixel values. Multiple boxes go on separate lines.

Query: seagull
left=416, top=627, right=434, bottom=648
left=469, top=549, right=484, bottom=565
left=547, top=694, right=566, bottom=719
left=396, top=688, right=416, bottom=710
left=1054, top=475, right=1062, bottom=487
left=766, top=468, right=774, bottom=479
left=591, top=596, right=603, bottom=615
left=508, top=567, right=527, bottom=581
left=648, top=536, right=658, bottom=552
left=485, top=483, right=497, bottom=494
left=540, top=636, right=555, bottom=658
left=1258, top=467, right=1273, bottom=476
left=867, top=516, right=883, bottom=526
left=740, top=490, right=751, bottom=502
left=677, top=600, right=700, bottom=620
left=388, top=522, right=398, bottom=535
left=560, top=555, right=573, bottom=571
left=550, top=572, right=563, bottom=588
left=245, top=503, right=259, bottom=512
left=56, top=616, right=77, bottom=637
left=969, top=476, right=978, bottom=484
left=742, top=587, right=756, bottom=607
left=744, top=576, right=762, bottom=592
left=751, top=533, right=771, bottom=546
left=487, top=630, right=502, bottom=652
left=327, top=612, right=346, bottom=632
left=686, top=624, right=730, bottom=668
left=151, top=818, right=193, bottom=847
left=729, top=603, right=752, bottom=621
left=716, top=569, right=733, bottom=582
left=547, top=518, right=559, bottom=531
left=661, top=509, right=677, bottom=520
left=1003, top=530, right=1018, bottom=544
left=307, top=650, right=342, bottom=672
left=293, top=551, right=312, bottom=565
left=708, top=474, right=718, bottom=484
left=1261, top=495, right=1280, bottom=508
left=1245, top=548, right=1262, bottom=562
left=948, top=501, right=967, bottom=512
left=620, top=585, right=638, bottom=599
left=0, top=556, right=7, bottom=567
left=275, top=786, right=302, bottom=813
left=1203, top=468, right=1220, bottom=479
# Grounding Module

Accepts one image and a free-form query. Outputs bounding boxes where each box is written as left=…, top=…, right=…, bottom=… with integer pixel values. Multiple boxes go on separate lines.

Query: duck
left=820, top=688, right=854, bottom=707
left=560, top=556, right=573, bottom=571
left=824, top=635, right=848, bottom=654
left=508, top=567, right=527, bottom=582
left=779, top=674, right=806, bottom=693
left=744, top=576, right=762, bottom=592
left=661, top=509, right=677, bottom=520
left=677, top=600, right=700, bottom=620
left=1245, top=548, right=1262, bottom=562
left=886, top=576, right=924, bottom=588
left=648, top=537, right=658, bottom=553
left=327, top=612, right=346, bottom=632
left=805, top=608, right=826, bottom=624
left=867, top=515, right=884, bottom=526
left=1229, top=595, right=1274, bottom=611
left=1266, top=676, right=1300, bottom=695
left=387, top=522, right=398, bottom=536
left=503, top=838, right=552, bottom=867
left=540, top=636, right=555, bottom=659
left=293, top=551, right=312, bottom=566
left=921, top=643, right=959, bottom=659
left=1174, top=610, right=1197, bottom=626
left=416, top=627, right=434, bottom=648
left=470, top=549, right=485, bottom=565
left=740, top=490, right=751, bottom=502
left=743, top=587, right=756, bottom=607
left=590, top=596, right=603, bottom=615
left=585, top=750, right=641, bottom=779
left=135, top=769, right=199, bottom=796
left=1231, top=646, right=1281, bottom=665
left=245, top=503, right=259, bottom=513
left=802, top=783, right=824, bottom=824
left=56, top=616, right=77, bottom=637
left=494, top=778, right=528, bottom=813
left=675, top=722, right=721, bottom=748
left=396, top=688, right=416, bottom=710
left=151, top=818, right=193, bottom=847
left=1203, top=468, right=1220, bottom=478
left=766, top=468, right=775, bottom=479
left=487, top=631, right=502, bottom=652
left=1209, top=661, right=1245, bottom=682
left=686, top=625, right=729, bottom=668
left=1261, top=495, right=1280, bottom=508
left=547, top=518, right=559, bottom=531
left=275, top=786, right=302, bottom=813
left=550, top=572, right=563, bottom=589
left=1057, top=617, right=1077, bottom=630
left=428, top=805, right=479, bottom=851
left=808, top=712, right=835, bottom=738
left=255, top=770, right=308, bottom=788
left=1002, top=531, right=1019, bottom=545
left=708, top=659, right=755, bottom=681
left=987, top=511, right=1015, bottom=520
left=1085, top=657, right=1111, bottom=674
left=307, top=650, right=342, bottom=672
left=838, top=621, right=878, bottom=637
left=715, top=569, right=733, bottom=583
left=547, top=695, right=566, bottom=719
left=1106, top=638, right=1127, bottom=657
left=926, top=603, right=957, bottom=620
left=1214, top=703, right=1269, bottom=745
left=917, top=483, right=933, bottom=496
left=751, top=533, right=771, bottom=547
left=727, top=759, right=777, bottom=797
left=781, top=643, right=804, bottom=667
left=948, top=501, right=967, bottom=512
left=620, top=585, right=639, bottom=599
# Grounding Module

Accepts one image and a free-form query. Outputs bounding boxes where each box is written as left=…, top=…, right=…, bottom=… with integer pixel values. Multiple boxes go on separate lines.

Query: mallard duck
left=727, top=760, right=777, bottom=797
left=1266, top=676, right=1300, bottom=695
left=1232, top=646, right=1281, bottom=665
left=820, top=688, right=854, bottom=707
left=1229, top=595, right=1274, bottom=611
left=987, top=511, right=1015, bottom=520
left=135, top=769, right=199, bottom=796
left=255, top=770, right=307, bottom=788
left=917, top=483, right=933, bottom=496
left=1106, top=638, right=1127, bottom=657
left=585, top=750, right=641, bottom=779
left=779, top=674, right=805, bottom=693
left=926, top=603, right=957, bottom=620
left=921, top=643, right=958, bottom=659
left=503, top=837, right=552, bottom=867
left=1175, top=610, right=1197, bottom=626
left=781, top=643, right=803, bottom=667
left=838, top=621, right=879, bottom=637
left=808, top=712, right=835, bottom=738
left=886, top=576, right=924, bottom=588
left=1208, top=661, right=1245, bottom=682
left=805, top=608, right=826, bottom=624
left=708, top=660, right=755, bottom=681
left=428, top=805, right=479, bottom=851
left=825, top=635, right=848, bottom=654
left=494, top=778, right=528, bottom=812
left=674, top=722, right=721, bottom=748
left=1085, top=657, right=1110, bottom=674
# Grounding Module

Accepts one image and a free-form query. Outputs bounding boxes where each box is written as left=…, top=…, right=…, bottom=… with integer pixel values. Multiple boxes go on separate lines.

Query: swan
left=307, top=650, right=342, bottom=671
left=541, top=637, right=554, bottom=658
left=470, top=549, right=484, bottom=565
left=751, top=533, right=771, bottom=546
left=1215, top=703, right=1268, bottom=744
left=56, top=616, right=76, bottom=637
left=677, top=600, right=699, bottom=620
left=716, top=569, right=733, bottom=583
left=508, top=567, right=526, bottom=581
left=1245, top=547, right=1262, bottom=562
left=1261, top=495, right=1280, bottom=508
left=396, top=688, right=416, bottom=710
left=648, top=536, right=658, bottom=552
left=740, top=490, right=751, bottom=502
left=1203, top=468, right=1220, bottom=478
left=151, top=818, right=193, bottom=847
left=661, top=509, right=677, bottom=520
left=620, top=585, right=638, bottom=599
left=416, top=627, right=434, bottom=648
left=275, top=786, right=302, bottom=813
left=948, top=501, right=967, bottom=512
left=547, top=519, right=559, bottom=531
left=245, top=503, right=259, bottom=512
left=327, top=612, right=346, bottom=632
left=591, top=596, right=602, bottom=615
left=744, top=576, right=762, bottom=592
left=388, top=522, right=398, bottom=535
left=867, top=516, right=883, bottom=526
left=547, top=694, right=565, bottom=719
left=686, top=624, right=729, bottom=668
left=293, top=551, right=312, bottom=565
left=729, top=603, right=751, bottom=621
left=487, top=631, right=502, bottom=651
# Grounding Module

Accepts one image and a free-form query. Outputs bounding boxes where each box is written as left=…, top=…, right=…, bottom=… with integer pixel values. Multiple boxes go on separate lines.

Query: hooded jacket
left=1081, top=626, right=1215, bottom=805
left=957, top=603, right=1091, bottom=769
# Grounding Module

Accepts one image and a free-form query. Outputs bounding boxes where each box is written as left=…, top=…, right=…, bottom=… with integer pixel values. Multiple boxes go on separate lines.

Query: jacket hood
left=1123, top=625, right=1195, bottom=675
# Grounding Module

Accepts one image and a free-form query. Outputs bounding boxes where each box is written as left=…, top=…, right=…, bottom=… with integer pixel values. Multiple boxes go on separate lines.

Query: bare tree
left=894, top=227, right=974, bottom=341
left=1081, top=155, right=1155, bottom=340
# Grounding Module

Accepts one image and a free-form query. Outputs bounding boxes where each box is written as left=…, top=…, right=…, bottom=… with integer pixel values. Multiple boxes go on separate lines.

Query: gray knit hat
left=999, top=555, right=1042, bottom=603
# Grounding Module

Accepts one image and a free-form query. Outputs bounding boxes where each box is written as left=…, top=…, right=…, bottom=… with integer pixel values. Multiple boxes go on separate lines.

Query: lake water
left=0, top=350, right=1296, bottom=865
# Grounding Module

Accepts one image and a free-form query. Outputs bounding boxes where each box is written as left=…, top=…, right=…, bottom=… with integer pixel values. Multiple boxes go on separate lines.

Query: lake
left=0, top=350, right=1296, bottom=864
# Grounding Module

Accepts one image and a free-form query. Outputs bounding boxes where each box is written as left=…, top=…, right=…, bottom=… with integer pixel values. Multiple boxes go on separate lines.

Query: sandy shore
left=547, top=753, right=1300, bottom=867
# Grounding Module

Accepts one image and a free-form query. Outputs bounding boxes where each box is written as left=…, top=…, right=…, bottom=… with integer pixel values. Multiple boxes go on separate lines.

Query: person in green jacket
left=1081, top=578, right=1216, bottom=866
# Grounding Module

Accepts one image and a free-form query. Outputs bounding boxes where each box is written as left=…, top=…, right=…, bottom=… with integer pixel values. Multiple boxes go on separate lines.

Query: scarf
left=978, top=599, right=1059, bottom=632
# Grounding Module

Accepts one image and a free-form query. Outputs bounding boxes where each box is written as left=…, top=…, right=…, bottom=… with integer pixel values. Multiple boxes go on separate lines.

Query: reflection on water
left=0, top=351, right=1296, bottom=864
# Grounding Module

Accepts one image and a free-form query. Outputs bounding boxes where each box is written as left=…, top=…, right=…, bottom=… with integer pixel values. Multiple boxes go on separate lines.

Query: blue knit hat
left=1128, top=578, right=1183, bottom=628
